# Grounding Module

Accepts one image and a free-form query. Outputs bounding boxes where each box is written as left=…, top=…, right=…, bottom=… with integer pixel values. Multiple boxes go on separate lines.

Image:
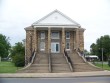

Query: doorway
left=51, top=42, right=60, bottom=53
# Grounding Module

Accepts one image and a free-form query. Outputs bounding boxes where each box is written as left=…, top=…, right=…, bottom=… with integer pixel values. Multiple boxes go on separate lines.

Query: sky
left=0, top=0, right=110, bottom=51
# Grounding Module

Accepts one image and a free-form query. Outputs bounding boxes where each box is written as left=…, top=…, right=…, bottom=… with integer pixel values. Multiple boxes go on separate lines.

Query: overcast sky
left=0, top=0, right=110, bottom=51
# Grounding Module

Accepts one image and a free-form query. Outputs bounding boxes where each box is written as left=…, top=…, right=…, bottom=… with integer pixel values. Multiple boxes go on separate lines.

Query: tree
left=0, top=34, right=11, bottom=58
left=84, top=49, right=90, bottom=55
left=90, top=43, right=97, bottom=55
left=90, top=35, right=110, bottom=61
left=10, top=42, right=25, bottom=67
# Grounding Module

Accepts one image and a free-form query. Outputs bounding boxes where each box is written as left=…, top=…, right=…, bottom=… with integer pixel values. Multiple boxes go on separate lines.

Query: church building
left=18, top=10, right=102, bottom=73
left=25, top=10, right=84, bottom=59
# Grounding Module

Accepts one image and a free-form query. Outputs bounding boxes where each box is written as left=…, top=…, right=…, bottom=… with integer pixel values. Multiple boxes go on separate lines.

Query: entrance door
left=51, top=43, right=60, bottom=53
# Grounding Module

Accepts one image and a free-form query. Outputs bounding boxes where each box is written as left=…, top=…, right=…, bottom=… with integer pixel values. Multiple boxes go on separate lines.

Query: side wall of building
left=25, top=28, right=34, bottom=62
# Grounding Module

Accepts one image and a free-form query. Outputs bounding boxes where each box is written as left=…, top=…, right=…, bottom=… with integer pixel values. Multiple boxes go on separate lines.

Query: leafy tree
left=90, top=43, right=97, bottom=55
left=90, top=35, right=110, bottom=61
left=0, top=34, right=11, bottom=58
left=84, top=49, right=90, bottom=55
left=10, top=42, right=25, bottom=67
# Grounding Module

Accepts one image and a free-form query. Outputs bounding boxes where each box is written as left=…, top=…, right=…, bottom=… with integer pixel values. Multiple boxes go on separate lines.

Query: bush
left=13, top=54, right=25, bottom=67
left=108, top=59, right=110, bottom=67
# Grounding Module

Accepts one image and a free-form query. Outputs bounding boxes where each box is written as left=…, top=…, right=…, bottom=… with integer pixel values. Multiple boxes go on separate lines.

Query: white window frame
left=51, top=32, right=59, bottom=39
left=66, top=42, right=70, bottom=50
left=41, top=32, right=45, bottom=39
left=40, top=42, right=45, bottom=51
left=66, top=32, right=70, bottom=39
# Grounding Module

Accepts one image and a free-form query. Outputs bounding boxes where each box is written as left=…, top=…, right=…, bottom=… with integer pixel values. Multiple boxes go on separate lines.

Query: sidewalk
left=0, top=71, right=110, bottom=78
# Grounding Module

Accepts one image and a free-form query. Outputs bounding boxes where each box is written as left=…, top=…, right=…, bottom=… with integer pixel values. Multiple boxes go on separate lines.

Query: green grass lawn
left=0, top=61, right=22, bottom=73
left=94, top=62, right=110, bottom=71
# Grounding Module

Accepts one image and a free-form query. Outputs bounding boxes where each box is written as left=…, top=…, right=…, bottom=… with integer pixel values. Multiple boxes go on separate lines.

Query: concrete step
left=52, top=71, right=71, bottom=73
left=51, top=53, right=71, bottom=73
left=19, top=69, right=49, bottom=73
left=69, top=54, right=84, bottom=63
left=69, top=51, right=103, bottom=72
left=23, top=64, right=49, bottom=73
left=34, top=53, right=48, bottom=64
left=52, top=64, right=71, bottom=72
left=73, top=63, right=102, bottom=72
left=52, top=60, right=67, bottom=64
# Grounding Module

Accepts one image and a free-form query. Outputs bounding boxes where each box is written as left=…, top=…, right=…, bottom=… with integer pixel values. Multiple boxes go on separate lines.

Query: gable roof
left=32, top=10, right=80, bottom=26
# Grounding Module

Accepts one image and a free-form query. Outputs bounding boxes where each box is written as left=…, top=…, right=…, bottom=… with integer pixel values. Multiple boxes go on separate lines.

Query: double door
left=51, top=42, right=60, bottom=53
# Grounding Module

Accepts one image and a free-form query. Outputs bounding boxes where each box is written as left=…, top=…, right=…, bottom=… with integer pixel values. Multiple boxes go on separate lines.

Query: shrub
left=108, top=59, right=110, bottom=67
left=13, top=54, right=25, bottom=67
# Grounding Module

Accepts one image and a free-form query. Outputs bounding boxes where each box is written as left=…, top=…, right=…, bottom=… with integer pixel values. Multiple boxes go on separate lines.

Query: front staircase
left=51, top=53, right=71, bottom=73
left=18, top=53, right=71, bottom=73
left=68, top=51, right=103, bottom=72
left=18, top=51, right=103, bottom=73
left=18, top=53, right=49, bottom=73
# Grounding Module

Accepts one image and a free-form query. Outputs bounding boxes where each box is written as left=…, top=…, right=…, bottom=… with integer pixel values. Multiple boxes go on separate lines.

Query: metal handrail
left=18, top=49, right=36, bottom=71
left=29, top=49, right=35, bottom=63
left=64, top=49, right=74, bottom=72
left=48, top=49, right=52, bottom=73
left=77, top=48, right=87, bottom=62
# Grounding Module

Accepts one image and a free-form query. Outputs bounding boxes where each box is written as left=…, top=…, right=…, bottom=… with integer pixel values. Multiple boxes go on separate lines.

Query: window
left=51, top=32, right=59, bottom=39
left=41, top=32, right=45, bottom=39
left=40, top=42, right=45, bottom=51
left=66, top=32, right=70, bottom=39
left=66, top=42, right=70, bottom=50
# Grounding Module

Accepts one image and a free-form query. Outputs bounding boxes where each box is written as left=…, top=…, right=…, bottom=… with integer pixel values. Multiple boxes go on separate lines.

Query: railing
left=29, top=49, right=36, bottom=63
left=48, top=49, right=52, bottom=73
left=77, top=48, right=87, bottom=62
left=19, top=49, right=36, bottom=70
left=64, top=49, right=74, bottom=72
left=76, top=48, right=103, bottom=70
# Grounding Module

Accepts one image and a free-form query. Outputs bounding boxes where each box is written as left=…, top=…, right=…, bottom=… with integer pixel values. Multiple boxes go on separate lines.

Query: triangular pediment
left=32, top=10, right=80, bottom=26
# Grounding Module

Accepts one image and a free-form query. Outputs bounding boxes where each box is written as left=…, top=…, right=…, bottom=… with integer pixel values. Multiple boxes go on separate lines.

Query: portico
left=25, top=10, right=85, bottom=60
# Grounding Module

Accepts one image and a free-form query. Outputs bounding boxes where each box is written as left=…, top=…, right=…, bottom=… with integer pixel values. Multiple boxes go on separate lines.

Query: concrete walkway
left=0, top=71, right=110, bottom=78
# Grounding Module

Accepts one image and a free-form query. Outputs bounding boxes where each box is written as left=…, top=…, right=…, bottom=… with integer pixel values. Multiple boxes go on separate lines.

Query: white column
left=48, top=27, right=51, bottom=53
left=62, top=28, right=65, bottom=53
left=34, top=28, right=37, bottom=52
left=76, top=28, right=79, bottom=50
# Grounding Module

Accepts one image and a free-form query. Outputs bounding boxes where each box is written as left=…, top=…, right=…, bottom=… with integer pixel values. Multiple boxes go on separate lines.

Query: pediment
left=32, top=10, right=80, bottom=26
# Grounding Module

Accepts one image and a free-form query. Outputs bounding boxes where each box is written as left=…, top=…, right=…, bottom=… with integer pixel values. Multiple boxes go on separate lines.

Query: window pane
left=66, top=42, right=70, bottom=49
left=40, top=42, right=45, bottom=50
left=66, top=32, right=70, bottom=39
left=56, top=44, right=59, bottom=51
left=51, top=32, right=59, bottom=39
left=41, top=32, right=45, bottom=39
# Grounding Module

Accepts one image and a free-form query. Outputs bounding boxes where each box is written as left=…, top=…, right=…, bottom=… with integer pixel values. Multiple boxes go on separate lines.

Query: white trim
left=32, top=10, right=80, bottom=26
left=33, top=25, right=80, bottom=28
